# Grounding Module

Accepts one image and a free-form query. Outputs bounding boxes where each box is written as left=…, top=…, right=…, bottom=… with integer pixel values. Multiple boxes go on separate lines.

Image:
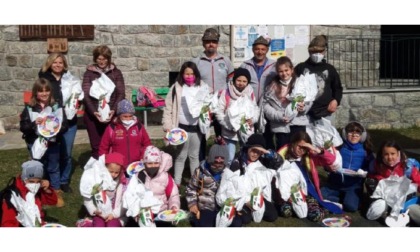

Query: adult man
left=240, top=36, right=277, bottom=149
left=240, top=36, right=277, bottom=104
left=192, top=27, right=234, bottom=94
left=192, top=27, right=234, bottom=159
left=294, top=35, right=343, bottom=123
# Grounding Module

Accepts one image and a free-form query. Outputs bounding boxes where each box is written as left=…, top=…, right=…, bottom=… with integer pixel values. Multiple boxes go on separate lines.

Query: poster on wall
left=232, top=25, right=311, bottom=68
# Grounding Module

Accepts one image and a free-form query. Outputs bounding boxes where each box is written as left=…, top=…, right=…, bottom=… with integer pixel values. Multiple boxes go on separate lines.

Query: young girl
left=19, top=78, right=68, bottom=207
left=99, top=99, right=151, bottom=174
left=215, top=68, right=259, bottom=164
left=263, top=56, right=311, bottom=151
left=321, top=122, right=374, bottom=212
left=275, top=131, right=343, bottom=222
left=1, top=160, right=58, bottom=227
left=80, top=152, right=127, bottom=227
left=162, top=61, right=209, bottom=186
left=366, top=140, right=420, bottom=220
left=125, top=146, right=180, bottom=227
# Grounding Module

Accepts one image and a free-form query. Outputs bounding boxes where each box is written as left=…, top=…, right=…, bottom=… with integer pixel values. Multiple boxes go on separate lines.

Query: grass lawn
left=1, top=128, right=420, bottom=227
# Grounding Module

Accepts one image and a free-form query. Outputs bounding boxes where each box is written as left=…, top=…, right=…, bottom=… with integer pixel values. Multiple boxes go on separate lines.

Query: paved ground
left=0, top=125, right=166, bottom=150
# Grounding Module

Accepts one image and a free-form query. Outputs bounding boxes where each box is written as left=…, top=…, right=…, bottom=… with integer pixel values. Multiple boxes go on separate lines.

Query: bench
left=131, top=87, right=169, bottom=129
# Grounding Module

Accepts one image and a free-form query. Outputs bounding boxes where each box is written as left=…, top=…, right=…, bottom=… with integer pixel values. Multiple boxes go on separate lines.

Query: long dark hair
left=175, top=61, right=201, bottom=86
left=376, top=140, right=407, bottom=167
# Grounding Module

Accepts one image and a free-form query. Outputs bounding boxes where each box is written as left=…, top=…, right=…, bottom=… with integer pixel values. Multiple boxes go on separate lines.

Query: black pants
left=190, top=209, right=219, bottom=227
left=230, top=199, right=278, bottom=227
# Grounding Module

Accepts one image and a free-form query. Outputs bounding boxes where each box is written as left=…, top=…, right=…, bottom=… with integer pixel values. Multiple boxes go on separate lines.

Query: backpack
left=0, top=177, right=19, bottom=225
left=136, top=86, right=165, bottom=108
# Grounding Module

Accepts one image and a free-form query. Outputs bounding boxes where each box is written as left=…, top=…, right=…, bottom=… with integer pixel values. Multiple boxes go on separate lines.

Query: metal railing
left=327, top=36, right=420, bottom=89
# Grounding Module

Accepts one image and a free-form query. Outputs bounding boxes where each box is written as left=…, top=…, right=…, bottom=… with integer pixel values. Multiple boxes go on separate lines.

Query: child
left=216, top=134, right=283, bottom=227
left=99, top=99, right=151, bottom=173
left=162, top=61, right=209, bottom=186
left=186, top=144, right=229, bottom=227
left=275, top=131, right=343, bottom=222
left=1, top=160, right=58, bottom=227
left=125, top=146, right=180, bottom=227
left=19, top=78, right=68, bottom=207
left=263, top=56, right=311, bottom=150
left=321, top=122, right=374, bottom=212
left=215, top=68, right=259, bottom=164
left=366, top=140, right=420, bottom=221
left=80, top=152, right=127, bottom=227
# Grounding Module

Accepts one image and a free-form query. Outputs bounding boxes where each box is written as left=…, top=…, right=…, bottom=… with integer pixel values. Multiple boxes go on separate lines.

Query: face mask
left=210, top=164, right=225, bottom=174
left=25, top=183, right=41, bottom=194
left=310, top=53, right=324, bottom=63
left=184, top=76, right=196, bottom=86
left=122, top=119, right=135, bottom=127
left=146, top=168, right=159, bottom=178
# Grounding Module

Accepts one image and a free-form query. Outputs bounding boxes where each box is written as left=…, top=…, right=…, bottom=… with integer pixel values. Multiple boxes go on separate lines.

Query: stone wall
left=0, top=25, right=231, bottom=129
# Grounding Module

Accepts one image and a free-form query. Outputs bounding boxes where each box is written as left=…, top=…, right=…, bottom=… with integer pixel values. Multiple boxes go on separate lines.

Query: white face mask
left=25, top=183, right=41, bottom=194
left=310, top=53, right=324, bottom=63
left=122, top=119, right=135, bottom=127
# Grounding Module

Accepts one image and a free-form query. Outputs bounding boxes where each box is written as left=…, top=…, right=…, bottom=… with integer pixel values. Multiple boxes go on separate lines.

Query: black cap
left=233, top=68, right=251, bottom=84
left=246, top=134, right=267, bottom=150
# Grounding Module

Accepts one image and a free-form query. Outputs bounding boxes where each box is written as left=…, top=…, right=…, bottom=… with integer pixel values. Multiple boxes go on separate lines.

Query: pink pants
left=92, top=216, right=122, bottom=227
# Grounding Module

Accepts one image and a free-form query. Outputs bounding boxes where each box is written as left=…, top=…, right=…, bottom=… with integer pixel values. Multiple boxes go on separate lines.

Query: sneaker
left=60, top=184, right=73, bottom=193
left=54, top=189, right=65, bottom=208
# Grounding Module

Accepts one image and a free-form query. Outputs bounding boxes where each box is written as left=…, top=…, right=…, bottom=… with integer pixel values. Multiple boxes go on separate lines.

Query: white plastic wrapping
left=89, top=73, right=115, bottom=121
left=31, top=136, right=48, bottom=160
left=227, top=96, right=258, bottom=131
left=185, top=85, right=210, bottom=118
left=62, top=71, right=84, bottom=119
left=9, top=191, right=42, bottom=227
left=306, top=117, right=343, bottom=148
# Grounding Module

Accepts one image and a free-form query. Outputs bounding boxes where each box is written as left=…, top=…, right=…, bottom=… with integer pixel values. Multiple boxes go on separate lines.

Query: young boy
left=1, top=160, right=58, bottom=227
left=186, top=144, right=229, bottom=227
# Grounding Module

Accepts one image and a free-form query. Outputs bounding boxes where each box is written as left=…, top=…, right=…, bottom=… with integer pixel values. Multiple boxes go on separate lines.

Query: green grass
left=1, top=128, right=420, bottom=227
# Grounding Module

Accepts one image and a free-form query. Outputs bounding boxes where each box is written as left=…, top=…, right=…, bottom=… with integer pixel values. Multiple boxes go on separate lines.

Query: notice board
left=232, top=25, right=311, bottom=68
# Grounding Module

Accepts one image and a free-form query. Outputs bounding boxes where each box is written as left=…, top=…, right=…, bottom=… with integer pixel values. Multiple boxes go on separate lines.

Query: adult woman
left=82, top=45, right=125, bottom=159
left=39, top=53, right=75, bottom=193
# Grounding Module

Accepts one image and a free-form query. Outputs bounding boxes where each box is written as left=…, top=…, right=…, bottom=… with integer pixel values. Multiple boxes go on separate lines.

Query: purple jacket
left=82, top=63, right=125, bottom=116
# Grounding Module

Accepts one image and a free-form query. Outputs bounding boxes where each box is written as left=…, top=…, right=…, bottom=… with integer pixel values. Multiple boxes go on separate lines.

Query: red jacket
left=99, top=118, right=151, bottom=170
left=1, top=176, right=58, bottom=227
left=368, top=161, right=420, bottom=187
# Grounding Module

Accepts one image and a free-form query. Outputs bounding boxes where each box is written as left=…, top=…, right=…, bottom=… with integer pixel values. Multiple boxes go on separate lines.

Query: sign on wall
left=232, top=25, right=311, bottom=68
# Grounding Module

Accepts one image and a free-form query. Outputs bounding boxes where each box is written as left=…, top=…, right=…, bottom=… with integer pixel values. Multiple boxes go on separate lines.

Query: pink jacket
left=141, top=152, right=180, bottom=212
left=99, top=117, right=151, bottom=170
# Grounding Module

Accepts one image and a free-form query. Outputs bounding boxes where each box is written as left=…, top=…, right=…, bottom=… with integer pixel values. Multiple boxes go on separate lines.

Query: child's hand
left=296, top=102, right=305, bottom=112
left=40, top=180, right=50, bottom=191
left=189, top=205, right=200, bottom=219
left=94, top=210, right=102, bottom=216
left=105, top=214, right=114, bottom=222
left=35, top=117, right=45, bottom=125
left=94, top=112, right=105, bottom=122
left=246, top=119, right=253, bottom=126
left=299, top=142, right=321, bottom=154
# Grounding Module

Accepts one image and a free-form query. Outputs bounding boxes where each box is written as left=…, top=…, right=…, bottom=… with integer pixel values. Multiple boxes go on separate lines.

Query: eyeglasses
left=347, top=132, right=361, bottom=137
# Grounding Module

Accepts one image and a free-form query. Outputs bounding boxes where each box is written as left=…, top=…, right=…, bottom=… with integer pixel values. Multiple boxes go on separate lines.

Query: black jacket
left=20, top=103, right=69, bottom=144
left=294, top=58, right=343, bottom=120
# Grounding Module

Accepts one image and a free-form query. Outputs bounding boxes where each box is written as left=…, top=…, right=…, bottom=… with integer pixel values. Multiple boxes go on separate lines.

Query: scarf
left=228, top=83, right=253, bottom=101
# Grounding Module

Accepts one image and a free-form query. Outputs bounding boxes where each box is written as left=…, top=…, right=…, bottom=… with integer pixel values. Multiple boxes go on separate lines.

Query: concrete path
left=0, top=125, right=166, bottom=150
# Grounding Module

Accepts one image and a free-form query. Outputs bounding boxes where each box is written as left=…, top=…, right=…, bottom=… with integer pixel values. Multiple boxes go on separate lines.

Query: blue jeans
left=60, top=124, right=77, bottom=185
left=27, top=142, right=61, bottom=190
left=321, top=184, right=362, bottom=212
left=224, top=138, right=237, bottom=165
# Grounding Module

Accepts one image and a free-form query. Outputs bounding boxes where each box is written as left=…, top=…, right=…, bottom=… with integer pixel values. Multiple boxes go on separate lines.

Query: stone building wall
left=0, top=25, right=418, bottom=131
left=0, top=25, right=231, bottom=129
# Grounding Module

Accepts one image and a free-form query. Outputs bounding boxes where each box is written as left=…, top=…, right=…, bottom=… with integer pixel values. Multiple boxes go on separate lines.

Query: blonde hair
left=41, top=53, right=68, bottom=73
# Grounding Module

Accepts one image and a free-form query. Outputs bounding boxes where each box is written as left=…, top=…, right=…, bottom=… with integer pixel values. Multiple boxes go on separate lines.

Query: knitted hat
left=117, top=99, right=135, bottom=116
left=202, top=28, right=220, bottom=41
left=143, top=146, right=162, bottom=163
left=308, top=35, right=327, bottom=53
left=105, top=152, right=125, bottom=167
left=21, top=160, right=44, bottom=181
left=246, top=134, right=268, bottom=153
left=232, top=68, right=251, bottom=84
left=207, top=144, right=229, bottom=165
left=252, top=36, right=271, bottom=47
